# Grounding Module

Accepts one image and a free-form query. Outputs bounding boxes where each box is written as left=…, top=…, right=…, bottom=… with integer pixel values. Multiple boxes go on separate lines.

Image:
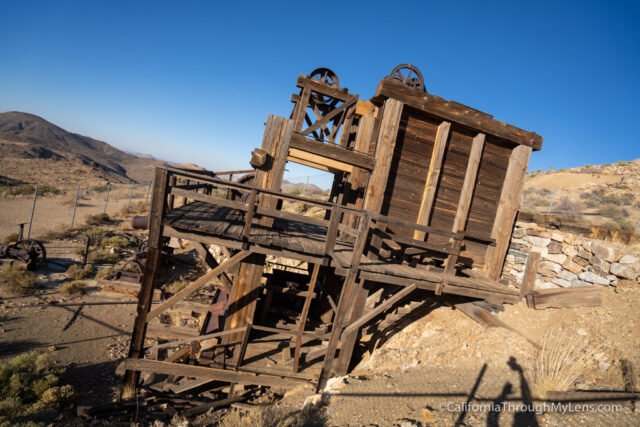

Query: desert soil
left=0, top=184, right=149, bottom=239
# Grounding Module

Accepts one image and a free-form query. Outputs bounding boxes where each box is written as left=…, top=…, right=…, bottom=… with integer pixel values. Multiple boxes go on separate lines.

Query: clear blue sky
left=1, top=0, right=639, bottom=188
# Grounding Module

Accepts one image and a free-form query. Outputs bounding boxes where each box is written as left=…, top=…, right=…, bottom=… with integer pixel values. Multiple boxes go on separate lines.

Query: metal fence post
left=27, top=186, right=38, bottom=239
left=127, top=183, right=134, bottom=210
left=71, top=184, right=80, bottom=228
left=103, top=182, right=111, bottom=214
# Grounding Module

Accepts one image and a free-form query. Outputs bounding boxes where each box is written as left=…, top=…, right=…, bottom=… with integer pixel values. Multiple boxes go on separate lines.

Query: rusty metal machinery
left=387, top=63, right=426, bottom=92
left=0, top=239, right=47, bottom=270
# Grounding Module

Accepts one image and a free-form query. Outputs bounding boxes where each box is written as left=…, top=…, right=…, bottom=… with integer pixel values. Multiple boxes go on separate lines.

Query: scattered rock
left=576, top=328, right=588, bottom=336
left=578, top=271, right=610, bottom=286
left=591, top=241, right=618, bottom=263
left=619, top=254, right=640, bottom=265
left=610, top=263, right=640, bottom=281
left=528, top=236, right=551, bottom=248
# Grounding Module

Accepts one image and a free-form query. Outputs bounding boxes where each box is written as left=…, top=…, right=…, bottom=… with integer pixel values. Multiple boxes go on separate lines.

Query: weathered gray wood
left=526, top=287, right=602, bottom=309
left=521, top=251, right=541, bottom=298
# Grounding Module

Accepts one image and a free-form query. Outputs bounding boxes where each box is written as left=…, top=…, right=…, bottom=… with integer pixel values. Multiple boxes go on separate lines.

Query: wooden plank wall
left=379, top=106, right=517, bottom=266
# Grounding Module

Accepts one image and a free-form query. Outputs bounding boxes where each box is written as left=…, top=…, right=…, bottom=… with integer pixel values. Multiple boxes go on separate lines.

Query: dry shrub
left=60, top=280, right=86, bottom=296
left=89, top=250, right=119, bottom=264
left=95, top=267, right=116, bottom=280
left=2, top=232, right=19, bottom=244
left=100, top=236, right=129, bottom=249
left=84, top=227, right=107, bottom=239
left=163, top=278, right=188, bottom=294
left=65, top=264, right=93, bottom=280
left=85, top=213, right=110, bottom=226
left=527, top=331, right=598, bottom=399
left=0, top=266, right=37, bottom=295
left=0, top=351, right=74, bottom=424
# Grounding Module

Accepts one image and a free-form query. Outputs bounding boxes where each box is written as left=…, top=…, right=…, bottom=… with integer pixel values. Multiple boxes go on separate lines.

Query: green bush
left=0, top=352, right=74, bottom=423
left=0, top=266, right=37, bottom=295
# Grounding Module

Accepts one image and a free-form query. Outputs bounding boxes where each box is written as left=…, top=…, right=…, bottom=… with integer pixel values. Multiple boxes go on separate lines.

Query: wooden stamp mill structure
left=122, top=65, right=543, bottom=394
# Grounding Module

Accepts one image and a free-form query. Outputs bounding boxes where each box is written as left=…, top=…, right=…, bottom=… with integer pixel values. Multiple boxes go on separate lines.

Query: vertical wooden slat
left=443, top=133, right=485, bottom=272
left=484, top=144, right=533, bottom=279
left=346, top=115, right=376, bottom=228
left=414, top=121, right=451, bottom=241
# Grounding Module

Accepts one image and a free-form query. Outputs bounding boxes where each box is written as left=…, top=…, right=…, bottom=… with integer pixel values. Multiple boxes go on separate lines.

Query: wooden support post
left=293, top=264, right=320, bottom=372
left=414, top=121, right=451, bottom=241
left=484, top=145, right=532, bottom=279
left=123, top=167, right=169, bottom=397
left=520, top=251, right=541, bottom=298
left=317, top=214, right=370, bottom=391
left=345, top=115, right=376, bottom=228
left=324, top=206, right=341, bottom=259
left=334, top=282, right=368, bottom=375
left=224, top=116, right=294, bottom=348
left=168, top=175, right=177, bottom=211
left=362, top=99, right=404, bottom=214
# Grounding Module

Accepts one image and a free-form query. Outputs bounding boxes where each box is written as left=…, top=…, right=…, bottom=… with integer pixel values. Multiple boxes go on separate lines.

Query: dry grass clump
left=527, top=331, right=598, bottom=399
left=0, top=351, right=74, bottom=424
left=85, top=213, right=110, bottom=226
left=89, top=249, right=120, bottom=265
left=84, top=227, right=107, bottom=239
left=65, top=264, right=94, bottom=280
left=100, top=236, right=130, bottom=249
left=60, top=280, right=87, bottom=296
left=2, top=232, right=19, bottom=244
left=95, top=267, right=116, bottom=280
left=0, top=266, right=37, bottom=295
left=163, top=278, right=188, bottom=294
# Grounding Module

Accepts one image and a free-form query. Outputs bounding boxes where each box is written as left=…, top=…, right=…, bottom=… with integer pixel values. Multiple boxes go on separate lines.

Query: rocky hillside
left=523, top=159, right=640, bottom=232
left=0, top=112, right=165, bottom=187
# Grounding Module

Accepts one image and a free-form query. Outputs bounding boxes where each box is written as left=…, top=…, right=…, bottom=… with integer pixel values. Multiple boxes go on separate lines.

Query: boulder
left=619, top=254, right=640, bottom=264
left=590, top=256, right=611, bottom=275
left=512, top=228, right=527, bottom=239
left=563, top=258, right=585, bottom=274
left=544, top=253, right=567, bottom=265
left=552, top=278, right=572, bottom=288
left=578, top=271, right=610, bottom=286
left=557, top=270, right=578, bottom=282
left=571, top=279, right=591, bottom=287
left=548, top=240, right=563, bottom=254
left=528, top=236, right=551, bottom=248
left=610, top=263, right=640, bottom=281
left=540, top=261, right=563, bottom=273
left=591, top=241, right=619, bottom=263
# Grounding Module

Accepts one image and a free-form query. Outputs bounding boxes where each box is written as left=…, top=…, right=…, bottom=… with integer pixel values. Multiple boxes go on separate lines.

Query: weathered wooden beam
left=122, top=359, right=309, bottom=389
left=289, top=133, right=374, bottom=170
left=374, top=79, right=543, bottom=150
left=520, top=251, right=541, bottom=298
left=484, top=144, right=532, bottom=279
left=363, top=99, right=404, bottom=213
left=288, top=148, right=354, bottom=173
left=293, top=264, right=321, bottom=373
left=414, top=121, right=451, bottom=241
left=123, top=167, right=169, bottom=397
left=147, top=251, right=251, bottom=319
left=453, top=133, right=485, bottom=234
left=526, top=287, right=602, bottom=309
left=341, top=284, right=417, bottom=339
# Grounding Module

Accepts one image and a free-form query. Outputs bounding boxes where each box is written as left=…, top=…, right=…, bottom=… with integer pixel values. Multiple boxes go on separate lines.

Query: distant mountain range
left=0, top=111, right=166, bottom=185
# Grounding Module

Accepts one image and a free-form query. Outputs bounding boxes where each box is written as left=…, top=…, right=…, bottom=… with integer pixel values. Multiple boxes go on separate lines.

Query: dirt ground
left=322, top=281, right=640, bottom=426
left=0, top=277, right=135, bottom=408
left=0, top=185, right=150, bottom=240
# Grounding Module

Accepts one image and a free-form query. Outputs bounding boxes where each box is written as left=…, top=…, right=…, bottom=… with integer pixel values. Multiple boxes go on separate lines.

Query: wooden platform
left=164, top=201, right=347, bottom=261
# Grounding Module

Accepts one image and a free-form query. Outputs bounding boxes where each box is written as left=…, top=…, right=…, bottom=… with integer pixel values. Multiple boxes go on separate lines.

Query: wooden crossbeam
left=293, top=264, right=320, bottom=373
left=122, top=358, right=308, bottom=389
left=414, top=121, right=451, bottom=241
left=301, top=96, right=357, bottom=136
left=341, top=284, right=417, bottom=339
left=147, top=251, right=251, bottom=320
left=289, top=133, right=374, bottom=170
